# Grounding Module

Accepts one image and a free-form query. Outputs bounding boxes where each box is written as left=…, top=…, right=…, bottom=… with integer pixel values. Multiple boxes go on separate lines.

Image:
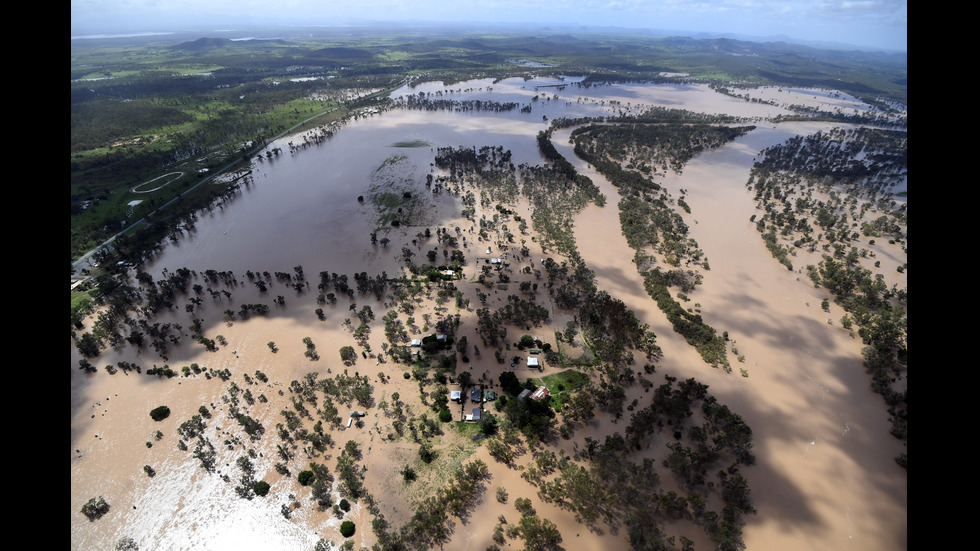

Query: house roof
left=530, top=386, right=551, bottom=401
left=527, top=357, right=539, bottom=366
left=470, top=388, right=482, bottom=401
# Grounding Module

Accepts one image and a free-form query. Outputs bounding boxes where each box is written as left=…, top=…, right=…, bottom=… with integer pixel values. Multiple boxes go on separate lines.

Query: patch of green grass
left=72, top=291, right=92, bottom=310
left=452, top=421, right=482, bottom=437
left=530, top=369, right=590, bottom=393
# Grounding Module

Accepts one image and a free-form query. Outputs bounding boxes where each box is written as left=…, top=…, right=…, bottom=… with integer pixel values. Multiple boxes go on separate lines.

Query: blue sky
left=71, top=0, right=907, bottom=51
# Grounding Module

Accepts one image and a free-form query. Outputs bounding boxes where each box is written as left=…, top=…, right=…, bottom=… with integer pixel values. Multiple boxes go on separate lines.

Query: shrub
left=149, top=406, right=171, bottom=421
left=439, top=409, right=453, bottom=422
left=253, top=481, right=271, bottom=496
left=340, top=520, right=356, bottom=538
left=339, top=498, right=351, bottom=512
left=401, top=465, right=417, bottom=482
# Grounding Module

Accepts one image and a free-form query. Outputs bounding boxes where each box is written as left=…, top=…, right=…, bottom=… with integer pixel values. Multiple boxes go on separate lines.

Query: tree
left=563, top=321, right=578, bottom=345
left=149, top=406, right=171, bottom=421
left=77, top=332, right=102, bottom=357
left=519, top=516, right=562, bottom=550
left=480, top=415, right=499, bottom=436
left=419, top=441, right=436, bottom=463
left=340, top=520, right=356, bottom=538
left=514, top=497, right=535, bottom=517
left=298, top=470, right=315, bottom=486
left=499, top=371, right=522, bottom=396
left=340, top=346, right=356, bottom=364
left=311, top=478, right=331, bottom=506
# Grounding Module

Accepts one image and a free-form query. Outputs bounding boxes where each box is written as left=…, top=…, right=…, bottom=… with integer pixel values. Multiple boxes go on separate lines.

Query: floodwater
left=73, top=77, right=906, bottom=550
left=559, top=121, right=907, bottom=551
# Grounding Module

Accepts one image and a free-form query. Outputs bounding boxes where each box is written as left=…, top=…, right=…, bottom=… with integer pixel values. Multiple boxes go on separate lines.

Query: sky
left=70, top=0, right=907, bottom=51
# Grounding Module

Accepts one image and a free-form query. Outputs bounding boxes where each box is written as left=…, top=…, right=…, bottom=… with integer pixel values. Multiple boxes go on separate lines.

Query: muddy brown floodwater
left=72, top=78, right=906, bottom=550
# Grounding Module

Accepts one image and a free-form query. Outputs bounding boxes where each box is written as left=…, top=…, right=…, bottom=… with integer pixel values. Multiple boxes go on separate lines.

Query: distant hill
left=173, top=37, right=233, bottom=50
left=173, top=37, right=290, bottom=51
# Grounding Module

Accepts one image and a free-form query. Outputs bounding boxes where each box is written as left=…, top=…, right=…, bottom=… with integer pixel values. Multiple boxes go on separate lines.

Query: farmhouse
left=529, top=386, right=550, bottom=402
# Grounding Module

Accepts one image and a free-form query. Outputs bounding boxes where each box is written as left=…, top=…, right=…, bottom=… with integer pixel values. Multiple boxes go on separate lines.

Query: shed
left=518, top=389, right=532, bottom=402
left=410, top=339, right=422, bottom=347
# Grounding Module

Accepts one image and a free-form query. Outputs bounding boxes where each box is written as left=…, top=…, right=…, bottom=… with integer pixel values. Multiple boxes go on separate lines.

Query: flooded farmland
left=72, top=77, right=906, bottom=551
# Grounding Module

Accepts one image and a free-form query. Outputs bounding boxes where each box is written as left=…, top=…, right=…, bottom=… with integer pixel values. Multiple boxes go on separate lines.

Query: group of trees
left=747, top=128, right=907, bottom=465
left=395, top=93, right=521, bottom=113
left=567, top=118, right=751, bottom=367
left=525, top=374, right=756, bottom=551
